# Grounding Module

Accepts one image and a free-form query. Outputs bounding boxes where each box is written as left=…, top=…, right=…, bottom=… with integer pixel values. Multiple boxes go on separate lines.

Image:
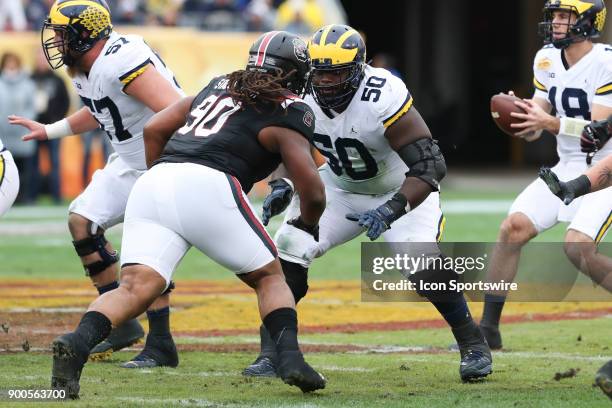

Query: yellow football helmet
left=539, top=0, right=606, bottom=49
left=42, top=0, right=113, bottom=69
left=308, top=24, right=366, bottom=109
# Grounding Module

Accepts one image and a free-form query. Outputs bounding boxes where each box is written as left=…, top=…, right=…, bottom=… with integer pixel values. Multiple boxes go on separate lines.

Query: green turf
left=0, top=319, right=610, bottom=407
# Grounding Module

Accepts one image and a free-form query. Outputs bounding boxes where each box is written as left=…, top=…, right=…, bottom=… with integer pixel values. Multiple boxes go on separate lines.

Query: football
left=490, top=93, right=526, bottom=137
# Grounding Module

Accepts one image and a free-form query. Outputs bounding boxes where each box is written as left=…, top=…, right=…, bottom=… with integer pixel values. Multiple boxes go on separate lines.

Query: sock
left=430, top=295, right=473, bottom=329
left=259, top=324, right=277, bottom=357
left=96, top=281, right=119, bottom=295
left=263, top=308, right=299, bottom=353
left=481, top=294, right=506, bottom=327
left=75, top=311, right=112, bottom=349
left=146, top=306, right=171, bottom=337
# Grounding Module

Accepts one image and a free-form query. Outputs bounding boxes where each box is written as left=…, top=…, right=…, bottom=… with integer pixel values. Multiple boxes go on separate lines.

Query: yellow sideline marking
left=0, top=280, right=609, bottom=332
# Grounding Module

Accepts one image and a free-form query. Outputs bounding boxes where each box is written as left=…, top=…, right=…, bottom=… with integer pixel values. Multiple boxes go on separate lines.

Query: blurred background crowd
left=0, top=0, right=346, bottom=34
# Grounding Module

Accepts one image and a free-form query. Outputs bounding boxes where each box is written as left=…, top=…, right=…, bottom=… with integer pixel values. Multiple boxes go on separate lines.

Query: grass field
left=0, top=186, right=611, bottom=407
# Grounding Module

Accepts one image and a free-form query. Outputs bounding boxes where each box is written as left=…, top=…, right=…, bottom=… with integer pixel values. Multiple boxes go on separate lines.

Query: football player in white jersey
left=0, top=137, right=19, bottom=217
left=243, top=25, right=493, bottom=383
left=478, top=0, right=612, bottom=350
left=8, top=0, right=184, bottom=367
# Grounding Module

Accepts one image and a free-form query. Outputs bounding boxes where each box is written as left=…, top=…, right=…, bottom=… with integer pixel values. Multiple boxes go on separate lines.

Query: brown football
left=490, top=93, right=527, bottom=137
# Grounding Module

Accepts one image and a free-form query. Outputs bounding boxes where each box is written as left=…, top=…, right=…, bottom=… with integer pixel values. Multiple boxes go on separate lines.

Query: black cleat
left=51, top=333, right=89, bottom=400
left=120, top=334, right=178, bottom=369
left=452, top=323, right=493, bottom=382
left=479, top=323, right=503, bottom=350
left=89, top=318, right=144, bottom=361
left=595, top=360, right=612, bottom=400
left=459, top=349, right=493, bottom=382
left=242, top=355, right=278, bottom=377
left=277, top=350, right=326, bottom=393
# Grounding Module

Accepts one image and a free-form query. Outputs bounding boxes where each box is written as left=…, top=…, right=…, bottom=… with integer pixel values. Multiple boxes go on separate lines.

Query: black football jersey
left=157, top=76, right=315, bottom=192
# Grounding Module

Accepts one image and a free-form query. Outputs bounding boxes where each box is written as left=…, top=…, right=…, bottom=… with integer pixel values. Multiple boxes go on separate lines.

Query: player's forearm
left=67, top=107, right=100, bottom=134
left=545, top=115, right=560, bottom=134
left=398, top=177, right=433, bottom=210
left=143, top=128, right=172, bottom=168
left=586, top=155, right=612, bottom=191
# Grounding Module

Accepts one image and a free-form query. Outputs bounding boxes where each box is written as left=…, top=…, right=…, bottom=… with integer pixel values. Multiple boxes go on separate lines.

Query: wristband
left=559, top=117, right=590, bottom=138
left=44, top=118, right=73, bottom=140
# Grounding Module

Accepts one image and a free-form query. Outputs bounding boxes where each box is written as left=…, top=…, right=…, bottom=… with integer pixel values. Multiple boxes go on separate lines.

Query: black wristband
left=384, top=193, right=409, bottom=222
left=566, top=175, right=592, bottom=199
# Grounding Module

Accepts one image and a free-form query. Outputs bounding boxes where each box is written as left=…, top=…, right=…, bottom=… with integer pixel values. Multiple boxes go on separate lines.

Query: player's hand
left=261, top=178, right=294, bottom=226
left=7, top=115, right=47, bottom=141
left=346, top=209, right=391, bottom=241
left=538, top=167, right=574, bottom=205
left=510, top=99, right=554, bottom=137
left=287, top=216, right=319, bottom=241
left=581, top=118, right=611, bottom=154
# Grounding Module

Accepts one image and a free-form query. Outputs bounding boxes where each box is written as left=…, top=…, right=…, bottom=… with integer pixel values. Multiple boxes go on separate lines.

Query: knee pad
left=408, top=257, right=462, bottom=301
left=73, top=232, right=119, bottom=277
left=280, top=258, right=309, bottom=303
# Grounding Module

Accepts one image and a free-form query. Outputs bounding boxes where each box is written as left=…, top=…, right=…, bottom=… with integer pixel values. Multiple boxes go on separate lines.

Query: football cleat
left=595, top=360, right=612, bottom=400
left=242, top=355, right=278, bottom=377
left=452, top=323, right=493, bottom=382
left=120, top=334, right=178, bottom=369
left=51, top=333, right=89, bottom=399
left=277, top=350, right=326, bottom=393
left=479, top=323, right=503, bottom=350
left=89, top=318, right=144, bottom=361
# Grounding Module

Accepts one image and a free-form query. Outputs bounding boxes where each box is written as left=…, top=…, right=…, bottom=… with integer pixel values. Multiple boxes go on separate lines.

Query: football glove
left=538, top=167, right=591, bottom=205
left=287, top=216, right=319, bottom=242
left=346, top=193, right=408, bottom=241
left=261, top=178, right=294, bottom=226
left=581, top=118, right=612, bottom=154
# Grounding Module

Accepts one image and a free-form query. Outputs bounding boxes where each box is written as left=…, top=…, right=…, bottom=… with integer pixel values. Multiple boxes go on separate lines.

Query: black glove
left=539, top=167, right=591, bottom=205
left=261, top=178, right=294, bottom=226
left=287, top=216, right=319, bottom=241
left=345, top=193, right=408, bottom=241
left=581, top=118, right=612, bottom=154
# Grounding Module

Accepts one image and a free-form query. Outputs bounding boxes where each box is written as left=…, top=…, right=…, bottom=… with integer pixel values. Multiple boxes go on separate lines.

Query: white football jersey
left=0, top=137, right=4, bottom=151
left=533, top=43, right=612, bottom=161
left=306, top=65, right=413, bottom=195
left=72, top=31, right=184, bottom=170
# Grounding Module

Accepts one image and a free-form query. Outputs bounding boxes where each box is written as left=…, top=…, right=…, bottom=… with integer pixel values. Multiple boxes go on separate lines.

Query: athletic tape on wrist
left=44, top=118, right=73, bottom=140
left=559, top=117, right=589, bottom=138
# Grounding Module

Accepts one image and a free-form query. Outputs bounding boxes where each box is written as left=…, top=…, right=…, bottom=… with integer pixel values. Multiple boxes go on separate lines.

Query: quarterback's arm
left=9, top=106, right=100, bottom=142
left=143, top=96, right=195, bottom=168
left=124, top=64, right=183, bottom=113
left=385, top=107, right=443, bottom=209
left=259, top=127, right=325, bottom=228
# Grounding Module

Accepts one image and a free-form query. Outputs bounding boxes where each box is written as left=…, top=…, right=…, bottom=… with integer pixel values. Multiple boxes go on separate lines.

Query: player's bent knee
left=280, top=258, right=308, bottom=303
left=499, top=213, right=537, bottom=244
left=239, top=259, right=283, bottom=289
left=564, top=230, right=596, bottom=267
left=72, top=227, right=118, bottom=277
left=120, top=264, right=167, bottom=301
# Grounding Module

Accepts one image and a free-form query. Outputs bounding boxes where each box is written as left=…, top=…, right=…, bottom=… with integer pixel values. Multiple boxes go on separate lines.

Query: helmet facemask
left=310, top=61, right=363, bottom=110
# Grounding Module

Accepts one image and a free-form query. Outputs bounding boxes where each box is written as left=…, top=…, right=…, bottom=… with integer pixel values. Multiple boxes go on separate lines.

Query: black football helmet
left=42, top=0, right=113, bottom=69
left=246, top=31, right=311, bottom=96
left=308, top=24, right=366, bottom=109
left=538, top=0, right=606, bottom=49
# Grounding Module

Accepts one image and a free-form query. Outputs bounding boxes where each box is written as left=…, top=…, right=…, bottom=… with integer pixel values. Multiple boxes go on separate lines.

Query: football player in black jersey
left=50, top=31, right=326, bottom=399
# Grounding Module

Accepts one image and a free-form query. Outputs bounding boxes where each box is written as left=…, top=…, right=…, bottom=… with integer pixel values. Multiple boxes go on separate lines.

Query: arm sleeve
left=379, top=74, right=413, bottom=128
left=593, top=60, right=612, bottom=108
left=532, top=49, right=550, bottom=100
left=268, top=101, right=315, bottom=142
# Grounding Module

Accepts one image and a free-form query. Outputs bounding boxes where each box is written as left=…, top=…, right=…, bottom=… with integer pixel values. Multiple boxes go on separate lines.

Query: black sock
left=146, top=306, right=170, bottom=337
left=430, top=295, right=474, bottom=329
left=263, top=308, right=299, bottom=353
left=481, top=294, right=506, bottom=327
left=259, top=324, right=277, bottom=356
left=96, top=281, right=119, bottom=295
left=75, top=311, right=112, bottom=350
